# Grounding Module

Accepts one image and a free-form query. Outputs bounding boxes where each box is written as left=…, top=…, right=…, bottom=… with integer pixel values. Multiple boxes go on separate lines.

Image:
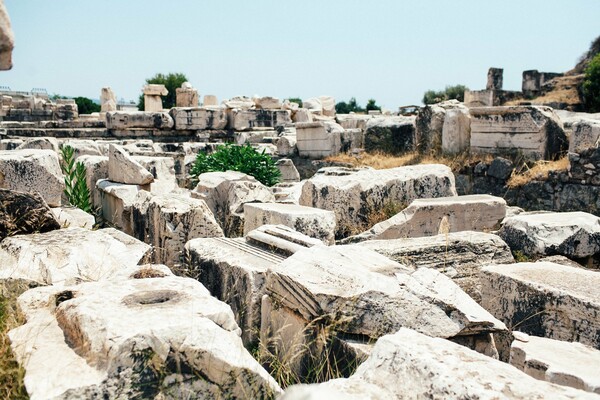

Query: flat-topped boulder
left=170, top=107, right=228, bottom=130
left=9, top=265, right=281, bottom=399
left=299, top=165, right=457, bottom=239
left=469, top=106, right=567, bottom=160
left=280, top=328, right=598, bottom=400
left=295, top=121, right=343, bottom=158
left=355, top=231, right=514, bottom=302
left=243, top=202, right=336, bottom=244
left=481, top=262, right=600, bottom=349
left=105, top=111, right=174, bottom=130
left=499, top=211, right=600, bottom=261
left=108, top=144, right=154, bottom=185
left=0, top=149, right=64, bottom=206
left=0, top=227, right=151, bottom=286
left=348, top=194, right=506, bottom=242
left=51, top=206, right=95, bottom=229
left=364, top=116, right=416, bottom=155
left=510, top=331, right=600, bottom=394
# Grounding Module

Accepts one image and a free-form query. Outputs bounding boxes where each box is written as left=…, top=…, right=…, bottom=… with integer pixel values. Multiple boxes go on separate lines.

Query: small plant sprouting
left=60, top=145, right=92, bottom=213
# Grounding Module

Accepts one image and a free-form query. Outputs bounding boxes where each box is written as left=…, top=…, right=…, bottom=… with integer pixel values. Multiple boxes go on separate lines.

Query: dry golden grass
left=506, top=156, right=569, bottom=188
left=0, top=296, right=28, bottom=399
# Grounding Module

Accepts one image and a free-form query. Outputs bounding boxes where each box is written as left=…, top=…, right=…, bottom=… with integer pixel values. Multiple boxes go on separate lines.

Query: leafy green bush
left=73, top=96, right=101, bottom=114
left=335, top=97, right=365, bottom=114
left=137, top=72, right=188, bottom=110
left=60, top=145, right=92, bottom=213
left=365, top=98, right=381, bottom=112
left=422, top=84, right=468, bottom=105
left=190, top=144, right=281, bottom=186
left=582, top=53, right=600, bottom=113
left=287, top=97, right=302, bottom=106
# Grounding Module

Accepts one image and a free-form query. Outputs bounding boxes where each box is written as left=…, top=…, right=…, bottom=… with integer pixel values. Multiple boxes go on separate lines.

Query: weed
left=60, top=145, right=92, bottom=213
left=513, top=250, right=532, bottom=263
left=506, top=156, right=569, bottom=188
left=0, top=285, right=29, bottom=399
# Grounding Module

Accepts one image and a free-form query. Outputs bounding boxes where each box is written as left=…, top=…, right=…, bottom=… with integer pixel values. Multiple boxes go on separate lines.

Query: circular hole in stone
left=122, top=290, right=180, bottom=307
left=131, top=268, right=167, bottom=279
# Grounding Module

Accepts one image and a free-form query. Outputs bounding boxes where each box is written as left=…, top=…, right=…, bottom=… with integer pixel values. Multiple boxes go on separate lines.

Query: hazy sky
left=2, top=1, right=599, bottom=110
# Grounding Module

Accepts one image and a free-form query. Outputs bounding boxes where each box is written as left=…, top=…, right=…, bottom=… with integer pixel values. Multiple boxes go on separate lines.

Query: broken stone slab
left=0, top=227, right=151, bottom=286
left=280, top=328, right=598, bottom=400
left=143, top=83, right=168, bottom=96
left=192, top=171, right=275, bottom=237
left=510, top=331, right=600, bottom=394
left=97, top=179, right=145, bottom=234
left=170, top=107, right=228, bottom=130
left=296, top=121, right=344, bottom=158
left=0, top=149, right=64, bottom=206
left=292, top=108, right=313, bottom=123
left=9, top=264, right=281, bottom=399
left=203, top=94, right=218, bottom=106
left=355, top=231, right=514, bottom=302
left=299, top=165, right=457, bottom=239
left=133, top=155, right=179, bottom=195
left=442, top=107, right=471, bottom=154
left=243, top=202, right=336, bottom=244
left=223, top=96, right=255, bottom=109
left=275, top=158, right=300, bottom=182
left=100, top=87, right=117, bottom=113
left=131, top=191, right=223, bottom=267
left=253, top=96, right=281, bottom=109
left=570, top=119, right=600, bottom=153
left=336, top=113, right=373, bottom=130
left=108, top=144, right=154, bottom=185
left=175, top=83, right=199, bottom=108
left=364, top=116, right=416, bottom=154
left=246, top=224, right=323, bottom=256
left=319, top=96, right=336, bottom=117
left=105, top=111, right=174, bottom=129
left=51, top=206, right=95, bottom=229
left=481, top=262, right=600, bottom=349
left=16, top=137, right=60, bottom=153
left=349, top=194, right=506, bottom=242
left=228, top=108, right=292, bottom=131
left=499, top=211, right=600, bottom=260
left=469, top=106, right=567, bottom=160
left=64, top=139, right=103, bottom=158
left=0, top=188, right=60, bottom=240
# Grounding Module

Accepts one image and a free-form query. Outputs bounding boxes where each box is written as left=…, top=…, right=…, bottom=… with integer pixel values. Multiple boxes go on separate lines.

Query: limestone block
left=336, top=113, right=373, bottom=130
left=254, top=96, right=281, bottom=109
left=277, top=134, right=297, bottom=156
left=570, top=119, right=600, bottom=153
left=302, top=98, right=323, bottom=114
left=351, top=194, right=506, bottom=242
left=499, top=211, right=600, bottom=259
left=77, top=155, right=108, bottom=208
left=64, top=139, right=103, bottom=158
left=134, top=155, right=179, bottom=194
left=243, top=202, right=336, bottom=244
left=131, top=191, right=223, bottom=267
left=97, top=179, right=145, bottom=234
left=175, top=86, right=199, bottom=108
left=364, top=116, right=416, bottom=154
left=223, top=96, right=255, bottom=109
left=299, top=165, right=457, bottom=239
left=487, top=67, right=504, bottom=90
left=356, top=231, right=514, bottom=302
left=8, top=266, right=281, bottom=399
left=0, top=0, right=14, bottom=70
left=51, top=206, right=95, bottom=229
left=105, top=111, right=174, bottom=129
left=319, top=96, right=336, bottom=117
left=0, top=188, right=60, bottom=241
left=510, top=332, right=600, bottom=394
left=16, top=137, right=60, bottom=153
left=481, top=262, right=600, bottom=349
left=170, top=107, right=228, bottom=130
left=275, top=158, right=300, bottom=182
left=0, top=227, right=151, bottom=285
left=100, top=87, right=117, bottom=113
left=0, top=138, right=22, bottom=150
left=0, top=149, right=64, bottom=206
left=469, top=106, right=567, bottom=160
left=280, top=328, right=598, bottom=400
left=144, top=95, right=163, bottom=112
left=296, top=121, right=343, bottom=158
left=108, top=144, right=154, bottom=185
left=282, top=99, right=299, bottom=112
left=203, top=94, right=218, bottom=106
left=342, top=128, right=364, bottom=151
left=292, top=107, right=313, bottom=123
left=229, top=108, right=291, bottom=131
left=143, top=83, right=168, bottom=96
left=442, top=108, right=471, bottom=154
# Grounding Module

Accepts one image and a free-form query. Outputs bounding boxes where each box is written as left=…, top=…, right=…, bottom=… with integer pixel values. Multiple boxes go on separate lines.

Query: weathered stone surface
left=0, top=149, right=64, bottom=206
left=364, top=116, right=416, bottom=154
left=175, top=83, right=199, bottom=107
left=336, top=113, right=373, bottom=130
left=100, top=87, right=117, bottom=113
left=51, top=206, right=95, bottom=229
left=469, top=106, right=567, bottom=160
left=97, top=179, right=144, bottom=234
left=487, top=67, right=504, bottom=90
left=170, top=107, right=227, bottom=130
left=302, top=98, right=323, bottom=114
left=64, top=139, right=103, bottom=158
left=106, top=111, right=174, bottom=129
left=350, top=194, right=506, bottom=242
left=570, top=119, right=600, bottom=153
left=415, top=104, right=446, bottom=153
left=296, top=121, right=343, bottom=158
left=481, top=262, right=600, bottom=349
left=131, top=191, right=223, bottom=267
left=280, top=328, right=597, bottom=400
left=229, top=109, right=291, bottom=131
left=243, top=202, right=336, bottom=244
left=319, top=96, right=336, bottom=117
left=510, top=331, right=600, bottom=394
left=275, top=158, right=300, bottom=182
left=0, top=188, right=60, bottom=240
left=499, top=211, right=600, bottom=260
left=0, top=0, right=14, bottom=70
left=276, top=134, right=297, bottom=156
left=356, top=231, right=514, bottom=302
left=223, top=96, right=254, bottom=109
left=299, top=165, right=457, bottom=238
left=0, top=227, right=151, bottom=285
left=134, top=155, right=179, bottom=195
left=292, top=108, right=313, bottom=123
left=192, top=171, right=275, bottom=237
left=108, top=144, right=154, bottom=185
left=203, top=94, right=218, bottom=106
left=8, top=265, right=281, bottom=399
left=16, top=137, right=60, bottom=153
left=442, top=108, right=471, bottom=154
left=253, top=96, right=281, bottom=109
left=487, top=156, right=514, bottom=180
left=143, top=84, right=168, bottom=96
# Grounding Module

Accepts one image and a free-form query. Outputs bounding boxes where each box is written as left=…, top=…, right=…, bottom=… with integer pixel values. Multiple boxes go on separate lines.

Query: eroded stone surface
left=108, top=144, right=154, bottom=185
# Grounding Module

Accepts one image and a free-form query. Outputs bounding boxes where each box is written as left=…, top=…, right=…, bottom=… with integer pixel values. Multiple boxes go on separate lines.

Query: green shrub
left=60, top=145, right=92, bottom=213
left=422, top=84, right=468, bottom=105
left=582, top=53, right=600, bottom=113
left=73, top=96, right=100, bottom=114
left=190, top=144, right=281, bottom=186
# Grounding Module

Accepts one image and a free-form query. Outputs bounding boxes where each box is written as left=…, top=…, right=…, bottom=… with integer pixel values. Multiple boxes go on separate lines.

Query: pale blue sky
left=1, top=1, right=599, bottom=109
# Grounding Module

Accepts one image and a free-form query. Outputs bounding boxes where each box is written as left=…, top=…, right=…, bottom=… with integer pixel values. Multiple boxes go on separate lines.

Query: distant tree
left=335, top=97, right=365, bottom=114
left=137, top=72, right=188, bottom=110
left=366, top=98, right=381, bottom=112
left=287, top=97, right=302, bottom=106
left=73, top=97, right=100, bottom=114
left=582, top=53, right=600, bottom=112
left=422, top=84, right=468, bottom=105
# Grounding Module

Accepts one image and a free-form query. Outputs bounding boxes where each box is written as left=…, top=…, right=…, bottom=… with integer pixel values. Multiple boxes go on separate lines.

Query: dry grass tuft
left=0, top=296, right=28, bottom=399
left=506, top=156, right=569, bottom=188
